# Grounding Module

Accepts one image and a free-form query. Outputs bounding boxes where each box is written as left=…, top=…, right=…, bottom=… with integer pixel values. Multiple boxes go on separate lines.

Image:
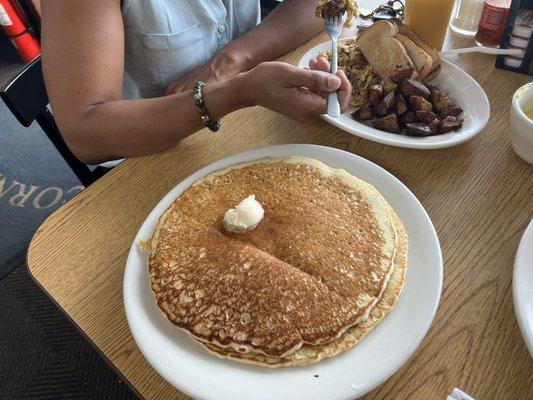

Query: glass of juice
left=404, top=0, right=456, bottom=50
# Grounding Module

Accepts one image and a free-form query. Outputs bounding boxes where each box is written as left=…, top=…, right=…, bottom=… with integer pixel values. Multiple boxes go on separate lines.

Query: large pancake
left=149, top=157, right=398, bottom=358
left=200, top=209, right=407, bottom=366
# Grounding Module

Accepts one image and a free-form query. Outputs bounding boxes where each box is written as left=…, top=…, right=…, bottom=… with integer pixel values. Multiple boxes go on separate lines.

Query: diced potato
left=351, top=103, right=374, bottom=120
left=409, top=95, right=433, bottom=112
left=416, top=110, right=437, bottom=123
left=394, top=94, right=408, bottom=116
left=368, top=84, right=383, bottom=106
left=440, top=116, right=463, bottom=133
left=376, top=92, right=395, bottom=116
left=399, top=110, right=417, bottom=127
left=405, top=122, right=432, bottom=137
left=400, top=79, right=430, bottom=98
left=372, top=114, right=400, bottom=133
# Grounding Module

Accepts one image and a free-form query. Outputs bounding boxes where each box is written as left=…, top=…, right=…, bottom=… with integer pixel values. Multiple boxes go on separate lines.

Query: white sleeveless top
left=121, top=0, right=261, bottom=99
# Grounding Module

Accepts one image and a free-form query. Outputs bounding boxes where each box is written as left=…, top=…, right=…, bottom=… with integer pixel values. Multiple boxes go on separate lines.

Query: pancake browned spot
left=149, top=157, right=398, bottom=358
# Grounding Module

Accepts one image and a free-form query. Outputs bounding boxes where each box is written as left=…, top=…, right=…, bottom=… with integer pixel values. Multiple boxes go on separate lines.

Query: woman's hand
left=237, top=61, right=351, bottom=122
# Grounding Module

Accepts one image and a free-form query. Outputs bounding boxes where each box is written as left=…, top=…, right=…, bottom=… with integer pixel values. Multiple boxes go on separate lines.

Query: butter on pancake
left=149, top=156, right=405, bottom=361
left=222, top=195, right=264, bottom=233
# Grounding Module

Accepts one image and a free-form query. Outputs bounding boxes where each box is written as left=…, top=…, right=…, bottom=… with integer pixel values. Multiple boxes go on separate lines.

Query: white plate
left=297, top=40, right=490, bottom=149
left=124, top=144, right=443, bottom=400
left=513, top=219, right=533, bottom=357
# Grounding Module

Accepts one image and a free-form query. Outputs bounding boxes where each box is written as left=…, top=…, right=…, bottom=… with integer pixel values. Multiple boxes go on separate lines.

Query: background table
left=27, top=7, right=532, bottom=400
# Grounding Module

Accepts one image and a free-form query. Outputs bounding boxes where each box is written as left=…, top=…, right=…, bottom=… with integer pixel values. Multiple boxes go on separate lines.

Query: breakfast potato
left=347, top=61, right=464, bottom=136
left=430, top=88, right=455, bottom=112
left=351, top=103, right=374, bottom=120
left=376, top=92, right=395, bottom=116
left=440, top=116, right=463, bottom=133
left=372, top=114, right=400, bottom=133
left=381, top=78, right=398, bottom=95
left=400, top=79, right=431, bottom=98
left=394, top=94, right=408, bottom=116
left=429, top=118, right=442, bottom=134
left=416, top=109, right=437, bottom=123
left=405, top=122, right=432, bottom=136
left=440, top=105, right=463, bottom=118
left=399, top=110, right=417, bottom=127
left=409, top=95, right=433, bottom=112
left=368, top=84, right=383, bottom=106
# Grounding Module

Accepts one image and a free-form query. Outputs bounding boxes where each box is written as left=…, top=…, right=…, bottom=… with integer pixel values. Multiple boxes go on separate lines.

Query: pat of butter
left=222, top=195, right=264, bottom=233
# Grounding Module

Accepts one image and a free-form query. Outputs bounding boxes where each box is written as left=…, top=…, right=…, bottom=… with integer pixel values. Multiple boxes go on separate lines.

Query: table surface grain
left=27, top=9, right=533, bottom=400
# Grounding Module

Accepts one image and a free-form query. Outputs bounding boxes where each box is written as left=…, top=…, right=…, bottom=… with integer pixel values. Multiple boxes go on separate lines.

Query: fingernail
left=327, top=75, right=340, bottom=88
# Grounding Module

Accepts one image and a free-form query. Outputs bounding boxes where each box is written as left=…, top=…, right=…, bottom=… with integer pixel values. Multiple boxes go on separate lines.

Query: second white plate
left=513, top=219, right=533, bottom=357
left=124, top=144, right=443, bottom=400
left=297, top=40, right=490, bottom=149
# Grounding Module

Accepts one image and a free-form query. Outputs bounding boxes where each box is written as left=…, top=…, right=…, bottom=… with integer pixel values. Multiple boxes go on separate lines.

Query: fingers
left=291, top=68, right=341, bottom=93
left=337, top=70, right=352, bottom=112
left=315, top=58, right=332, bottom=97
left=298, top=61, right=352, bottom=114
left=292, top=87, right=327, bottom=122
left=315, top=57, right=330, bottom=72
left=308, top=57, right=330, bottom=73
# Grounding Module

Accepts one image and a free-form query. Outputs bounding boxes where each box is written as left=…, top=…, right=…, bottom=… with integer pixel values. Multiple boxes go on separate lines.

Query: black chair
left=0, top=57, right=107, bottom=187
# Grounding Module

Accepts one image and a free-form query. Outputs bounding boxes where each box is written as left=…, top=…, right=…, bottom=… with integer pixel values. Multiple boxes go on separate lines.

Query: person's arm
left=167, top=0, right=324, bottom=94
left=42, top=0, right=223, bottom=164
left=42, top=0, right=349, bottom=165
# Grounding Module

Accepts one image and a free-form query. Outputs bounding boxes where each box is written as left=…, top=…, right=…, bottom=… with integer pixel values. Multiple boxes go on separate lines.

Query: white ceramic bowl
left=510, top=82, right=533, bottom=164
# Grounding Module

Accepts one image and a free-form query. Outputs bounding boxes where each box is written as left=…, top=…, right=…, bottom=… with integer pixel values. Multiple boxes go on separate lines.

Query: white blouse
left=121, top=0, right=261, bottom=99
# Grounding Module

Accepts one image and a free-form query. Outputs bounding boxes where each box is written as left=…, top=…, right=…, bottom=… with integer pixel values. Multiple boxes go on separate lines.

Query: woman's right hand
left=237, top=61, right=351, bottom=123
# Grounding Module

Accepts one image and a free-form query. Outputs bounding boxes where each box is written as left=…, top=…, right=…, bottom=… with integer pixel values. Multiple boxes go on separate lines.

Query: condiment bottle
left=475, top=0, right=512, bottom=47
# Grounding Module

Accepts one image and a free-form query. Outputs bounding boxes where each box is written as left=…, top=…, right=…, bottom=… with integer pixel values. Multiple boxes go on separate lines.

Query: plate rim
left=513, top=218, right=533, bottom=357
left=123, top=144, right=443, bottom=400
left=297, top=39, right=491, bottom=149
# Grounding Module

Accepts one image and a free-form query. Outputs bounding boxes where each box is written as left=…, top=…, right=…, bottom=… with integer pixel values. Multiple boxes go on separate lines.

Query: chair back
left=1, top=57, right=106, bottom=186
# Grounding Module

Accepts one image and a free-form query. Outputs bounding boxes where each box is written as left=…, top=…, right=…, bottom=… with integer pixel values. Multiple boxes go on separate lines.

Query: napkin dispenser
left=495, top=0, right=533, bottom=75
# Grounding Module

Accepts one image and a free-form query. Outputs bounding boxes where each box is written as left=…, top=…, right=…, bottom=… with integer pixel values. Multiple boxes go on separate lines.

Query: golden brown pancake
left=149, top=157, right=399, bottom=358
left=200, top=209, right=407, bottom=366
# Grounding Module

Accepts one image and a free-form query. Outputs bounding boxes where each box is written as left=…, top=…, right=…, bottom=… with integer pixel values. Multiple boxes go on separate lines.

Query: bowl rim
left=512, top=82, right=533, bottom=127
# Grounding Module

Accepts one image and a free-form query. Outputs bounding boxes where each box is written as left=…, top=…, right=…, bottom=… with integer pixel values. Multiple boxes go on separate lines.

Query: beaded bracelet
left=193, top=80, right=220, bottom=132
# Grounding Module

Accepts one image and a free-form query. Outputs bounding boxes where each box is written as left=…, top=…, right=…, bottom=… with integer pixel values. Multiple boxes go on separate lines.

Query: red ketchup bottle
left=475, top=0, right=512, bottom=47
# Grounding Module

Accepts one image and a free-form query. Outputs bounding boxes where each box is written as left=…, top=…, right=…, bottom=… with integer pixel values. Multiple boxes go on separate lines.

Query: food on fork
left=148, top=156, right=407, bottom=367
left=315, top=0, right=359, bottom=27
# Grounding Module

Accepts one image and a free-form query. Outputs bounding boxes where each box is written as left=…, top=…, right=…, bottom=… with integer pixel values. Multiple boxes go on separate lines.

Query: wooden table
left=27, top=12, right=532, bottom=400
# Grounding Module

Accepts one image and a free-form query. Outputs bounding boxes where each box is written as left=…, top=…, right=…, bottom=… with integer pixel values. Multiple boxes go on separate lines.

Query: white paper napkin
left=447, top=388, right=475, bottom=400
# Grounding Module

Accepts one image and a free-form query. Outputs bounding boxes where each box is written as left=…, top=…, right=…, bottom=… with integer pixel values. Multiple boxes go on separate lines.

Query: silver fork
left=324, top=11, right=344, bottom=118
